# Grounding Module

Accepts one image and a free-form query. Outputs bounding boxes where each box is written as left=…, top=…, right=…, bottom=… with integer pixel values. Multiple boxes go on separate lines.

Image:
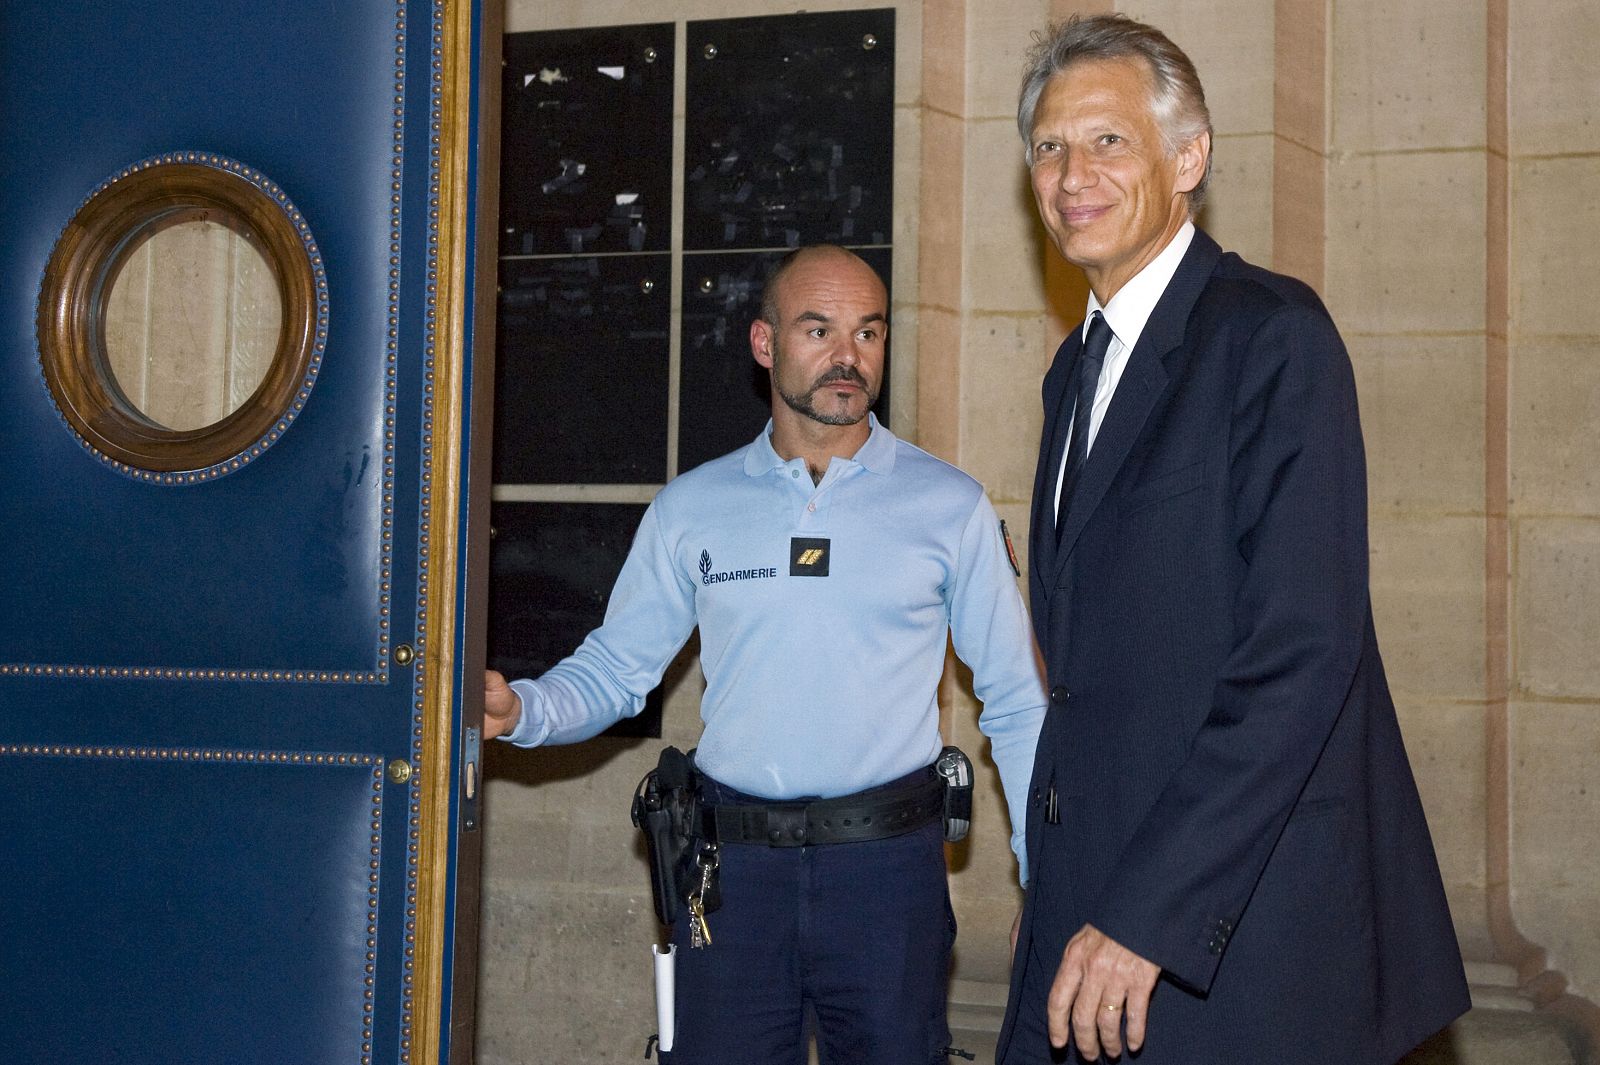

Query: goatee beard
left=777, top=367, right=876, bottom=426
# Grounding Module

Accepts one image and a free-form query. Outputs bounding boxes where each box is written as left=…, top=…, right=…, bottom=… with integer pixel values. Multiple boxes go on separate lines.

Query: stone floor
left=1402, top=1009, right=1584, bottom=1065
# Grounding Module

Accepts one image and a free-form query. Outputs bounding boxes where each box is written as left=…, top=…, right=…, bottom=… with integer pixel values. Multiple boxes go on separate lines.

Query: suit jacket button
left=1050, top=686, right=1071, bottom=706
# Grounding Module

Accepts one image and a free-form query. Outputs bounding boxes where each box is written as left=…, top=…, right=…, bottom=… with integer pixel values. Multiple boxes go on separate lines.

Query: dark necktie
left=1056, top=311, right=1113, bottom=537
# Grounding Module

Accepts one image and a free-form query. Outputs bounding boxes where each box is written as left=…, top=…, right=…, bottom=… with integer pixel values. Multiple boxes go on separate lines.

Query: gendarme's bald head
left=751, top=246, right=887, bottom=430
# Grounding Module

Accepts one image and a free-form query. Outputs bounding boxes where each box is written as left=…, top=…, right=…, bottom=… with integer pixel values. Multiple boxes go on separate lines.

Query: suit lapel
left=1030, top=331, right=1081, bottom=600
left=1048, top=230, right=1225, bottom=582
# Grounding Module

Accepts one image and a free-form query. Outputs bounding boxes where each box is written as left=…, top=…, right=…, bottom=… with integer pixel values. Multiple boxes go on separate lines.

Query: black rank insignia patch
left=789, top=537, right=830, bottom=577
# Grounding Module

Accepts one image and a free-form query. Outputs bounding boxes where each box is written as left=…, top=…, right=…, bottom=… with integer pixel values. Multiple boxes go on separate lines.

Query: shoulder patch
left=1000, top=519, right=1021, bottom=577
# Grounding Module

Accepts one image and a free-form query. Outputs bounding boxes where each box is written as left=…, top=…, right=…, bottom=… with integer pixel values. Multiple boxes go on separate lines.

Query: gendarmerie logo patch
left=789, top=537, right=830, bottom=577
left=699, top=549, right=777, bottom=586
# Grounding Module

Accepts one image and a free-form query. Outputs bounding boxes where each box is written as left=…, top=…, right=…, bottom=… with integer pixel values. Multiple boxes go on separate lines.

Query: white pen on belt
left=653, top=943, right=676, bottom=1052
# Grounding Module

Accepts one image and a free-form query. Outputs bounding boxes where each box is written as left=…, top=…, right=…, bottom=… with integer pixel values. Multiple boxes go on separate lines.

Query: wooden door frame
left=416, top=0, right=502, bottom=1060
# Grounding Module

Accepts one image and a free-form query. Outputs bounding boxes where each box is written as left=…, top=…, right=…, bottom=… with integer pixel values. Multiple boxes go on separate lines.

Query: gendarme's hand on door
left=483, top=670, right=524, bottom=741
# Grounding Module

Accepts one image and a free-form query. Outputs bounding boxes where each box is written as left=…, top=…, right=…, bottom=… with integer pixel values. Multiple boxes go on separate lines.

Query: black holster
left=630, top=746, right=720, bottom=925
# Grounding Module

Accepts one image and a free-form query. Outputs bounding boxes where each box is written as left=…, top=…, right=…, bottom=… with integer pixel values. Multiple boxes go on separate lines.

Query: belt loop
left=766, top=804, right=808, bottom=846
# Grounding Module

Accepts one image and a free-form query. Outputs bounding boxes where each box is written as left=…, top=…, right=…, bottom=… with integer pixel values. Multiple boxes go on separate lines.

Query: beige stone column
left=1272, top=0, right=1324, bottom=291
left=933, top=0, right=1061, bottom=986
left=1127, top=0, right=1276, bottom=265
left=1505, top=0, right=1600, bottom=1032
left=914, top=0, right=967, bottom=465
left=1323, top=0, right=1497, bottom=966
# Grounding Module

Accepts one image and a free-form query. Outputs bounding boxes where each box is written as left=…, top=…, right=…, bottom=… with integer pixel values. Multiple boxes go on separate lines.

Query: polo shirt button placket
left=800, top=482, right=831, bottom=528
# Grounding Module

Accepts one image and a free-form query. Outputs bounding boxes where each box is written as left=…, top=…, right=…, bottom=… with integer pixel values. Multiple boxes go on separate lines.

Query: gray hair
left=1017, top=14, right=1213, bottom=210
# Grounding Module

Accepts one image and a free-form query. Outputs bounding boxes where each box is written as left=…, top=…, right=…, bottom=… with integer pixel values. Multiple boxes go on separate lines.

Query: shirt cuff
left=501, top=678, right=550, bottom=747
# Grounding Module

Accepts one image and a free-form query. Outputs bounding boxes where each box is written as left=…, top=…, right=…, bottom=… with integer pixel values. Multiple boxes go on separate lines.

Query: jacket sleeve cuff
left=1092, top=902, right=1232, bottom=995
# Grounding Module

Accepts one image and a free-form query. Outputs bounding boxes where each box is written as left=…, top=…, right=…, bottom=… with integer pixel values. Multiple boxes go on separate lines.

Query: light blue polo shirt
left=506, top=415, right=1047, bottom=879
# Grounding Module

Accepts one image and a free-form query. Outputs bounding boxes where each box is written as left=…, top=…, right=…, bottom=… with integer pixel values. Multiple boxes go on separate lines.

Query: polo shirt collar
left=742, top=413, right=896, bottom=477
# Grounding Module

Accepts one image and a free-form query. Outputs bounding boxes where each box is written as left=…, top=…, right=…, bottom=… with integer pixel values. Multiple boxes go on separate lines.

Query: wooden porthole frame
left=37, top=153, right=325, bottom=478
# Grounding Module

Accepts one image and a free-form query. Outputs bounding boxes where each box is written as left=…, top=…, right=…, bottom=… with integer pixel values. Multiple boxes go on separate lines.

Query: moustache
left=812, top=366, right=868, bottom=390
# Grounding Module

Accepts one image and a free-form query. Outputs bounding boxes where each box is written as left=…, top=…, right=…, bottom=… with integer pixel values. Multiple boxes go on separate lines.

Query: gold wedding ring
left=1102, top=1003, right=1123, bottom=1013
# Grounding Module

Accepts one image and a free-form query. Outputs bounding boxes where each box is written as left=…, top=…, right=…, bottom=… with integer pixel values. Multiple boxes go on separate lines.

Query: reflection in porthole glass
left=103, top=217, right=283, bottom=432
left=38, top=153, right=325, bottom=480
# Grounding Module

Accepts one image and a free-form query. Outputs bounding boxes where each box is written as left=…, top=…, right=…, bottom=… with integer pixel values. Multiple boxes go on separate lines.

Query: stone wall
left=1505, top=0, right=1600, bottom=1013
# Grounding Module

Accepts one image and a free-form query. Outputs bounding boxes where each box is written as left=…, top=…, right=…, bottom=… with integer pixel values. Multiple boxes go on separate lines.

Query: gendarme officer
left=485, top=244, right=1047, bottom=1065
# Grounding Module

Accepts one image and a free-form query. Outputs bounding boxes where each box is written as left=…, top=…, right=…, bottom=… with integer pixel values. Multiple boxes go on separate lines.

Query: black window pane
left=488, top=501, right=663, bottom=739
left=684, top=10, right=894, bottom=251
left=495, top=254, right=670, bottom=484
left=501, top=23, right=674, bottom=256
left=678, top=247, right=890, bottom=473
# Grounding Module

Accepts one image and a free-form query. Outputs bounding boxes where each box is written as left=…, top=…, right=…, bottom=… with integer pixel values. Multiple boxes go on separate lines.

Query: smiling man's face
left=1028, top=56, right=1206, bottom=303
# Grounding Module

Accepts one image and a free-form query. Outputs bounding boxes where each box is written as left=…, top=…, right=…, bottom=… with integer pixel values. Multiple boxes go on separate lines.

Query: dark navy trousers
left=661, top=771, right=956, bottom=1065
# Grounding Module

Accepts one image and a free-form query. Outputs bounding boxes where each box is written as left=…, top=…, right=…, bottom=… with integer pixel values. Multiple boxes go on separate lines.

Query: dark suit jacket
left=997, top=229, right=1469, bottom=1064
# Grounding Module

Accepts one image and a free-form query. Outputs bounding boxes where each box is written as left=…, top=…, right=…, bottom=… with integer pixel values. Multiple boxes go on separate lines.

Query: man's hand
left=1047, top=923, right=1160, bottom=1059
left=483, top=669, right=523, bottom=741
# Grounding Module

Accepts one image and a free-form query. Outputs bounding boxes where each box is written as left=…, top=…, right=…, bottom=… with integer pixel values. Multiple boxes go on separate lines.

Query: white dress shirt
left=1054, top=221, right=1197, bottom=521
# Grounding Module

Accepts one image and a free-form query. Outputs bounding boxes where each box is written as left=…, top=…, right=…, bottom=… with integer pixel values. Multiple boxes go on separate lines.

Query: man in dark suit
left=998, top=15, right=1471, bottom=1064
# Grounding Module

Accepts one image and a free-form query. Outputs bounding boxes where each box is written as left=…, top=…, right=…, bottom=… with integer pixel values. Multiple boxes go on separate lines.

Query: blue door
left=0, top=2, right=496, bottom=1062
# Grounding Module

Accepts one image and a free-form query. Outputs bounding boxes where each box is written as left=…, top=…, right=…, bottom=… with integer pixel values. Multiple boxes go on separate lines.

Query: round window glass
left=102, top=214, right=283, bottom=432
left=38, top=154, right=325, bottom=480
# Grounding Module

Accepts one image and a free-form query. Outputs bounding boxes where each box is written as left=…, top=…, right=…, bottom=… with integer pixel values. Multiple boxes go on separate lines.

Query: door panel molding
left=1, top=742, right=382, bottom=766
left=0, top=663, right=388, bottom=684
left=1, top=745, right=387, bottom=1062
left=4, top=2, right=407, bottom=683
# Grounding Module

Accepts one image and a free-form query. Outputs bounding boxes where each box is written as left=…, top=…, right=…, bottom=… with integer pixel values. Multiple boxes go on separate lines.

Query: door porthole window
left=36, top=152, right=328, bottom=483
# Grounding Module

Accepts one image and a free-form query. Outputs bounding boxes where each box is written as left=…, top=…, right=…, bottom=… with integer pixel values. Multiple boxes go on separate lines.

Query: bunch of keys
left=687, top=845, right=719, bottom=949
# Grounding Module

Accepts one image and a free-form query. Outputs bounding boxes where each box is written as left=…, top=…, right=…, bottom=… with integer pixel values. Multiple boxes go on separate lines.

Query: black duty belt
left=704, top=773, right=943, bottom=847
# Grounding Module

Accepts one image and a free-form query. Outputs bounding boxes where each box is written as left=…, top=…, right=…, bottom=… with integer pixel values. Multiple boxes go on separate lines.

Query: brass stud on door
left=393, top=644, right=414, bottom=666
left=387, top=759, right=412, bottom=784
